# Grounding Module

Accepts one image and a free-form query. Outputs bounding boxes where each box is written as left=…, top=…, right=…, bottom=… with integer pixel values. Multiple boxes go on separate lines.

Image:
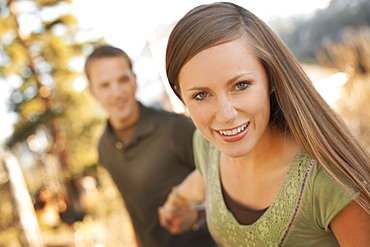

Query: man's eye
left=193, top=92, right=208, bottom=101
left=235, top=81, right=250, bottom=90
left=120, top=76, right=129, bottom=83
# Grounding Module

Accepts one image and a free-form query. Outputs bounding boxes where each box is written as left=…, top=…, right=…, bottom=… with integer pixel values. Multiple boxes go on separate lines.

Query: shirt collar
left=105, top=102, right=157, bottom=147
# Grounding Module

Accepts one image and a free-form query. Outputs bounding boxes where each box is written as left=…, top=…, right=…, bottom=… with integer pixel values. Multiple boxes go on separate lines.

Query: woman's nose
left=215, top=96, right=237, bottom=123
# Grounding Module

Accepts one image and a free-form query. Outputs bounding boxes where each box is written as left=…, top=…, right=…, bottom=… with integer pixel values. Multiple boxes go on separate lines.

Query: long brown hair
left=166, top=2, right=370, bottom=213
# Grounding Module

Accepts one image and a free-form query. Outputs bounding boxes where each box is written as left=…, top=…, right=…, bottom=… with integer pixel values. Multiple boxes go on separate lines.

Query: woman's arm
left=174, top=169, right=206, bottom=201
left=330, top=200, right=370, bottom=246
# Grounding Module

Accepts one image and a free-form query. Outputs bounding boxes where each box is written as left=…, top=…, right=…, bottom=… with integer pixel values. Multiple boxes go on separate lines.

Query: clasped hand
left=158, top=188, right=199, bottom=235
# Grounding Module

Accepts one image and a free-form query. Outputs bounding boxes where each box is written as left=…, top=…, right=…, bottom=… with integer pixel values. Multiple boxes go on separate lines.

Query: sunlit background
left=0, top=0, right=333, bottom=144
left=0, top=0, right=369, bottom=246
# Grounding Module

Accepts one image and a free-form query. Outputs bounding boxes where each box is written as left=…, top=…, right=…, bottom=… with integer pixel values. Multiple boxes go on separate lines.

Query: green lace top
left=193, top=130, right=358, bottom=247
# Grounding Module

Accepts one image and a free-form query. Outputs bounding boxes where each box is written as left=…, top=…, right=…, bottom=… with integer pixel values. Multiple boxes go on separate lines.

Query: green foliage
left=0, top=0, right=103, bottom=174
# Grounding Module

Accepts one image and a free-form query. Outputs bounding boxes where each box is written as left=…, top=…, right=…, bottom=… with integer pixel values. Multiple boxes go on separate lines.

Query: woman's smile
left=217, top=122, right=249, bottom=136
left=216, top=122, right=250, bottom=142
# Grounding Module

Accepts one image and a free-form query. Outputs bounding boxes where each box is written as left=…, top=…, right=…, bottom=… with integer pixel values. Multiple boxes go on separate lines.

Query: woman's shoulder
left=193, top=129, right=209, bottom=155
left=193, top=129, right=217, bottom=176
left=301, top=153, right=359, bottom=229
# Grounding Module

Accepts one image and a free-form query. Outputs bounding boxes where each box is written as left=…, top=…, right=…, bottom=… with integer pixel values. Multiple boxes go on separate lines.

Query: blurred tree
left=277, top=0, right=370, bottom=63
left=272, top=0, right=370, bottom=149
left=0, top=0, right=105, bottom=237
left=0, top=156, right=20, bottom=245
left=0, top=0, right=103, bottom=171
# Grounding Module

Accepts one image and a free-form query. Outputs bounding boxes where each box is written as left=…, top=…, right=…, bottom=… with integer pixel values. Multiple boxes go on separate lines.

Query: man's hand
left=158, top=187, right=199, bottom=234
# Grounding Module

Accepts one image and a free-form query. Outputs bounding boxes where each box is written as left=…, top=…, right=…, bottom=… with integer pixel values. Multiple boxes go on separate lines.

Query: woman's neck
left=219, top=130, right=301, bottom=209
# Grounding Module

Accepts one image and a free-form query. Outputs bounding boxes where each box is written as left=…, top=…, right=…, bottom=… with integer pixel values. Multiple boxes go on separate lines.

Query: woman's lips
left=216, top=122, right=249, bottom=142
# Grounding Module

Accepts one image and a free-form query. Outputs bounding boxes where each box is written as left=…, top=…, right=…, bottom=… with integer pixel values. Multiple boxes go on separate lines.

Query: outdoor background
left=0, top=0, right=369, bottom=246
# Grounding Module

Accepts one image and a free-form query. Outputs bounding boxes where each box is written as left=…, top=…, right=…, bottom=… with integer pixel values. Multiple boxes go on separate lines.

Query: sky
left=71, top=0, right=331, bottom=59
left=0, top=0, right=332, bottom=144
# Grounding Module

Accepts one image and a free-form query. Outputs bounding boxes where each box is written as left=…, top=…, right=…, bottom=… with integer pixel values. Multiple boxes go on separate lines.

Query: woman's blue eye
left=194, top=92, right=208, bottom=100
left=235, top=81, right=250, bottom=90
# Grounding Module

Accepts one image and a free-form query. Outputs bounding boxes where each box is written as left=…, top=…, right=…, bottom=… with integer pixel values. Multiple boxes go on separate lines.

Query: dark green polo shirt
left=98, top=103, right=216, bottom=247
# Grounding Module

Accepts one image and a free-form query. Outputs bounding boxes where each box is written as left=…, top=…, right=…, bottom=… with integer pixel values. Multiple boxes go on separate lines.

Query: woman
left=159, top=2, right=370, bottom=246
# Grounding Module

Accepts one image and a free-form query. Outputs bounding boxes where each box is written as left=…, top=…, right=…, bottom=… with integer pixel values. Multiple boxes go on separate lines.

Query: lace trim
left=278, top=158, right=315, bottom=246
left=205, top=148, right=315, bottom=247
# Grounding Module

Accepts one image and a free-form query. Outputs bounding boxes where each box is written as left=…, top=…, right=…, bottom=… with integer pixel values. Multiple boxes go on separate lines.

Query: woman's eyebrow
left=226, top=72, right=253, bottom=86
left=185, top=72, right=253, bottom=91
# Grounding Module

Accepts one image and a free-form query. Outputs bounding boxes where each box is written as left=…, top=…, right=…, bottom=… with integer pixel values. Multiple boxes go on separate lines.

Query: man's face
left=88, top=55, right=139, bottom=130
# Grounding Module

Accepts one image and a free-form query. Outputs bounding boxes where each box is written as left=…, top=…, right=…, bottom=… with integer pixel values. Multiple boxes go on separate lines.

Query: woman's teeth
left=218, top=123, right=248, bottom=136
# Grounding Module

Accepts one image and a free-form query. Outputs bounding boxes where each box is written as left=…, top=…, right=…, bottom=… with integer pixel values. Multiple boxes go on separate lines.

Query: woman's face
left=178, top=38, right=272, bottom=158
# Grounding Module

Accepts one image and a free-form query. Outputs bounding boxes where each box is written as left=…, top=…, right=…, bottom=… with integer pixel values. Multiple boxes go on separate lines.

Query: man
left=85, top=45, right=216, bottom=247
